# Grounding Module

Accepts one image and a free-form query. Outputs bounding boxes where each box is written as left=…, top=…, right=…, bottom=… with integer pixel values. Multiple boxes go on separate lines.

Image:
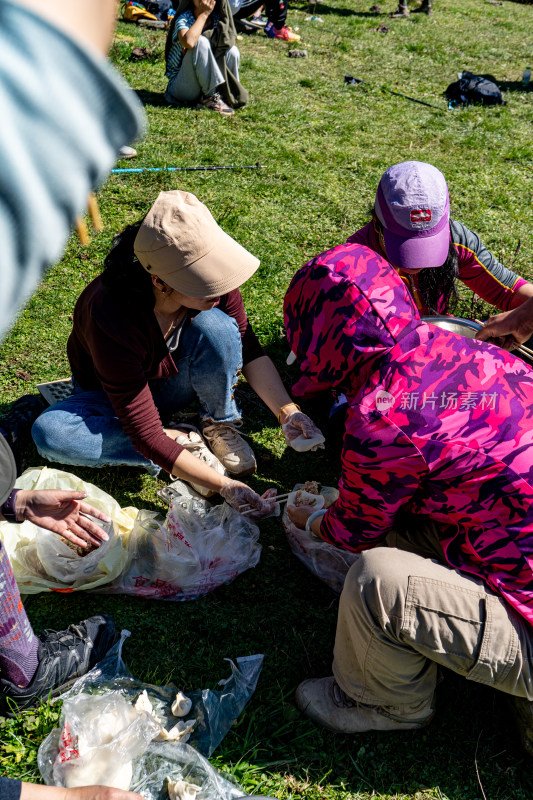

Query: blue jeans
left=32, top=309, right=242, bottom=476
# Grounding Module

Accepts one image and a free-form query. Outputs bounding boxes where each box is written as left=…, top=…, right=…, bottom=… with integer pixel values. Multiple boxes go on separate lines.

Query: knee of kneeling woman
left=31, top=412, right=72, bottom=462
left=190, top=308, right=241, bottom=358
left=343, top=547, right=411, bottom=617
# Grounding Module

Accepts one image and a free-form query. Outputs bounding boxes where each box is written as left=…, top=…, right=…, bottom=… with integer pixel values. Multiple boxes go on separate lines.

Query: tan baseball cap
left=134, top=191, right=260, bottom=297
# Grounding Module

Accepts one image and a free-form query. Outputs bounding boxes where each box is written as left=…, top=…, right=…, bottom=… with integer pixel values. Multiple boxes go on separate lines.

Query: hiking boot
left=0, top=394, right=47, bottom=473
left=168, top=424, right=227, bottom=497
left=265, top=22, right=301, bottom=41
left=510, top=696, right=533, bottom=758
left=201, top=421, right=257, bottom=477
left=0, top=615, right=118, bottom=713
left=199, top=92, right=235, bottom=117
left=295, top=676, right=434, bottom=733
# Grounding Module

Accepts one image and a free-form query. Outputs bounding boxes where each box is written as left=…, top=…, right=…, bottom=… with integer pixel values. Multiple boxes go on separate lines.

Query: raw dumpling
left=171, top=691, right=192, bottom=717
left=167, top=777, right=201, bottom=800
left=134, top=690, right=155, bottom=717
left=288, top=490, right=325, bottom=509
left=155, top=718, right=196, bottom=743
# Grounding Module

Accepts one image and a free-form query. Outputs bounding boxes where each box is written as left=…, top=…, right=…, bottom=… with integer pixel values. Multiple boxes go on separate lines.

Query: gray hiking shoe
left=295, top=676, right=434, bottom=733
left=201, top=421, right=256, bottom=477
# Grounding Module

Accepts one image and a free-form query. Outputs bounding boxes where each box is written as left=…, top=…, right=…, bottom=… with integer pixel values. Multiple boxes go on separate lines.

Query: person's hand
left=475, top=299, right=533, bottom=350
left=20, top=783, right=145, bottom=800
left=14, top=490, right=111, bottom=549
left=64, top=788, right=145, bottom=800
left=287, top=504, right=317, bottom=530
left=220, top=481, right=279, bottom=519
left=281, top=412, right=325, bottom=452
left=198, top=0, right=216, bottom=15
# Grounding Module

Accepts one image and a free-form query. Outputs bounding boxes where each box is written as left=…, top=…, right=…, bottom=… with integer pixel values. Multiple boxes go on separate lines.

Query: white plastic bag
left=0, top=467, right=138, bottom=593
left=103, top=501, right=261, bottom=600
left=282, top=483, right=359, bottom=594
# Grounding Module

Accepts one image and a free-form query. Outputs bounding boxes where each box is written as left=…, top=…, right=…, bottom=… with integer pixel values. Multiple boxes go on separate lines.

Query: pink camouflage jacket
left=283, top=242, right=533, bottom=625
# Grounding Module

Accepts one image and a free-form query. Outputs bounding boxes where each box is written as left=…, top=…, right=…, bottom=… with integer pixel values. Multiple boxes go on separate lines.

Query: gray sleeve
left=0, top=777, right=22, bottom=800
left=451, top=219, right=521, bottom=290
left=0, top=0, right=146, bottom=341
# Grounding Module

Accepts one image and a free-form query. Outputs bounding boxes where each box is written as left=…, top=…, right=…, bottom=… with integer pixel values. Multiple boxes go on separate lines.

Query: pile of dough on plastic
left=59, top=705, right=139, bottom=790
left=62, top=751, right=133, bottom=790
left=171, top=691, right=192, bottom=717
left=167, top=777, right=201, bottom=800
left=155, top=718, right=196, bottom=743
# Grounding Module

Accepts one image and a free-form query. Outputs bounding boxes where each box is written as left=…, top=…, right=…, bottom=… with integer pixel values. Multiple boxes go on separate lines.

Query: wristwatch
left=1, top=489, right=20, bottom=523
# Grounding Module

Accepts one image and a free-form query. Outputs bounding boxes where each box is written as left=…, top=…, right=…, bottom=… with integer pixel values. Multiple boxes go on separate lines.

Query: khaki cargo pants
left=333, top=521, right=533, bottom=721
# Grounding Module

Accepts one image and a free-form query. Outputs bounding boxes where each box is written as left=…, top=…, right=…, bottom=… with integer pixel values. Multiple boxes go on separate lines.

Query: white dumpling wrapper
left=288, top=432, right=325, bottom=452
left=155, top=718, right=196, bottom=742
left=320, top=486, right=339, bottom=508
left=171, top=691, right=193, bottom=717
left=167, top=777, right=202, bottom=800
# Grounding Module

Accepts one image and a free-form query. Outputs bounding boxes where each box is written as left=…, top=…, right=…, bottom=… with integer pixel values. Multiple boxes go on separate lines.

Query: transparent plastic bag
left=282, top=483, right=359, bottom=595
left=55, top=632, right=264, bottom=758
left=130, top=741, right=246, bottom=800
left=38, top=691, right=160, bottom=789
left=102, top=501, right=261, bottom=601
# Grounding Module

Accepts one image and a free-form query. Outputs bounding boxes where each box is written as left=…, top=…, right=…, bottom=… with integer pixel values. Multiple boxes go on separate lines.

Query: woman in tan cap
left=32, top=191, right=323, bottom=510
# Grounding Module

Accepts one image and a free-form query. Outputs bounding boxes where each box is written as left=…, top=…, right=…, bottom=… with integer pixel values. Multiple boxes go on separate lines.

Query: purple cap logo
left=375, top=161, right=451, bottom=270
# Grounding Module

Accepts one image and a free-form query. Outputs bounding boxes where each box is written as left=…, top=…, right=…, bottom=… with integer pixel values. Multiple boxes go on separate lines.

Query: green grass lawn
left=2, top=0, right=533, bottom=797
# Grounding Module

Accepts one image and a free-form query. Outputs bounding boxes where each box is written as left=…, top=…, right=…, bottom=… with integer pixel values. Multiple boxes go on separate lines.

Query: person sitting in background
left=390, top=0, right=431, bottom=17
left=32, top=191, right=322, bottom=511
left=348, top=160, right=533, bottom=318
left=283, top=239, right=533, bottom=752
left=164, top=0, right=245, bottom=116
left=231, top=0, right=300, bottom=41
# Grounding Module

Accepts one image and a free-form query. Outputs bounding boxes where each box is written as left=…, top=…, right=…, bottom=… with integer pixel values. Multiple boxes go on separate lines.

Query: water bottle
left=523, top=66, right=531, bottom=87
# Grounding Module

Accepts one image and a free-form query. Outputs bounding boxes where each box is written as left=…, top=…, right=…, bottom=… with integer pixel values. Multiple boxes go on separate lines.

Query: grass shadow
left=135, top=88, right=171, bottom=107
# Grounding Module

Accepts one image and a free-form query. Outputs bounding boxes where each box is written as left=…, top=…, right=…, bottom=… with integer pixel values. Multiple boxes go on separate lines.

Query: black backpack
left=445, top=72, right=505, bottom=107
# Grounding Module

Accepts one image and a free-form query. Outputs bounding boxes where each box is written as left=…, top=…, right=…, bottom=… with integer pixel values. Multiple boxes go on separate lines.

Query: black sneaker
left=0, top=394, right=47, bottom=473
left=0, top=615, right=118, bottom=714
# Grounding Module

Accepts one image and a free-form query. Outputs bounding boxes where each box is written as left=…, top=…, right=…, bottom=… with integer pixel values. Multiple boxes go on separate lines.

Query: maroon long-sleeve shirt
left=67, top=276, right=265, bottom=474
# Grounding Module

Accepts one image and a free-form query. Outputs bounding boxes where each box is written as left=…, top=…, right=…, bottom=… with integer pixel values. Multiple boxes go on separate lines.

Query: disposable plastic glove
left=220, top=481, right=279, bottom=519
left=282, top=412, right=325, bottom=452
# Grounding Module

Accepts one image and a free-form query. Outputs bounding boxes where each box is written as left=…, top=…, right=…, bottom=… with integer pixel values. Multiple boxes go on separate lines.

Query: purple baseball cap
left=374, top=161, right=451, bottom=269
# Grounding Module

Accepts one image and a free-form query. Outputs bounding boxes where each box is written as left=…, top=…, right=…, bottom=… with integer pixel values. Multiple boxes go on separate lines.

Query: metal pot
left=421, top=315, right=481, bottom=338
left=422, top=315, right=533, bottom=367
